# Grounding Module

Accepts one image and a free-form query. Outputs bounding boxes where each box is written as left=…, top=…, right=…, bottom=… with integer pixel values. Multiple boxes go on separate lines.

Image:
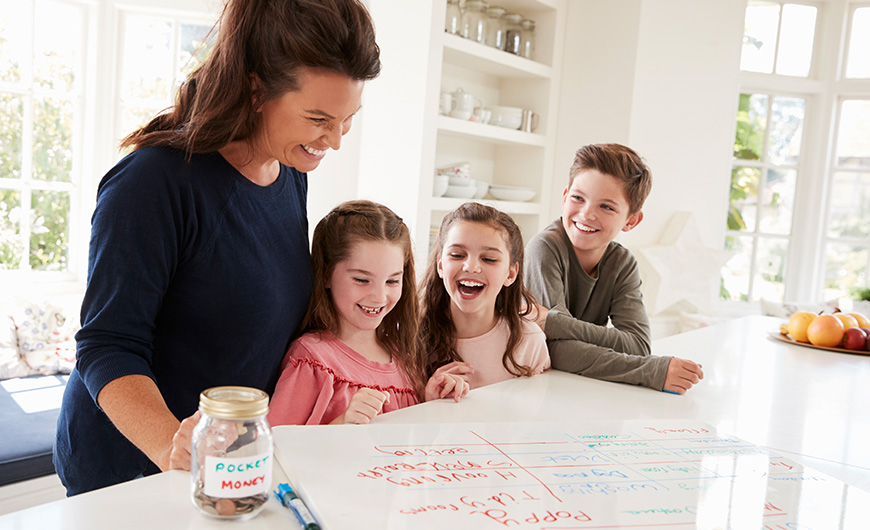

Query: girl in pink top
left=420, top=202, right=550, bottom=390
left=268, top=201, right=469, bottom=426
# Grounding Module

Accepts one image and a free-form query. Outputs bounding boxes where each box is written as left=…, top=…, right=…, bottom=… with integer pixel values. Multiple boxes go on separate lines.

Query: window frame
left=0, top=0, right=216, bottom=296
left=725, top=0, right=870, bottom=307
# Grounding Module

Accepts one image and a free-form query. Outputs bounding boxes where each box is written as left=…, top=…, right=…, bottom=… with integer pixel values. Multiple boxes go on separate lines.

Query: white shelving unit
left=417, top=0, right=567, bottom=261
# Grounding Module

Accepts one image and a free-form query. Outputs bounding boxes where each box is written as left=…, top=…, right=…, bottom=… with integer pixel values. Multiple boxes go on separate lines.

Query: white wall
left=552, top=0, right=745, bottom=252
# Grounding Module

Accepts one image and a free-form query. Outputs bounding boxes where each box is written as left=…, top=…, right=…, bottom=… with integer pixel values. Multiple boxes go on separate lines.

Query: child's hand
left=529, top=303, right=549, bottom=331
left=335, top=388, right=390, bottom=424
left=433, top=361, right=474, bottom=383
left=662, top=358, right=704, bottom=395
left=424, top=372, right=470, bottom=403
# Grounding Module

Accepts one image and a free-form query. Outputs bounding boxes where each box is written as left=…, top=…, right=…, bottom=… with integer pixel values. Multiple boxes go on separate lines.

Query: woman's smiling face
left=254, top=67, right=364, bottom=173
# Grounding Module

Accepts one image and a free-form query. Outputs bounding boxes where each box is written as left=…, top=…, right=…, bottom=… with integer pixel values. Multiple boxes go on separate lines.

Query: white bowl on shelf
left=488, top=185, right=536, bottom=202
left=488, top=106, right=524, bottom=130
left=447, top=176, right=473, bottom=187
left=444, top=184, right=477, bottom=199
left=433, top=175, right=449, bottom=197
left=473, top=181, right=489, bottom=199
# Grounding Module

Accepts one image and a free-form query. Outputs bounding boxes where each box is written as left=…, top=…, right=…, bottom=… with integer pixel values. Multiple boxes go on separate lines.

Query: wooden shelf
left=441, top=33, right=552, bottom=79
left=437, top=115, right=546, bottom=147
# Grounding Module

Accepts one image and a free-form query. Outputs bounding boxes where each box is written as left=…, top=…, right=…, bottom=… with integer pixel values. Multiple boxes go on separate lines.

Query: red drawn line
left=469, top=430, right=563, bottom=503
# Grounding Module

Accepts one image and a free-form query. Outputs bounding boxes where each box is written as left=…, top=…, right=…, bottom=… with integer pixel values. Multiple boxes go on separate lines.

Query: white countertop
left=1, top=315, right=867, bottom=528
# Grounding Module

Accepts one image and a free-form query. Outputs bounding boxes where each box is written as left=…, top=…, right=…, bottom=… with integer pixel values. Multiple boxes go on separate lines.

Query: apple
left=861, top=328, right=870, bottom=351
left=842, top=327, right=868, bottom=350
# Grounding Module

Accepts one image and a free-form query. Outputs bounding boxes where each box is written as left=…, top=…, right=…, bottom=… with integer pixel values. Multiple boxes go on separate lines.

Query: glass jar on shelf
left=503, top=12, right=524, bottom=55
left=461, top=0, right=488, bottom=44
left=520, top=18, right=536, bottom=59
left=445, top=0, right=461, bottom=35
left=484, top=6, right=506, bottom=50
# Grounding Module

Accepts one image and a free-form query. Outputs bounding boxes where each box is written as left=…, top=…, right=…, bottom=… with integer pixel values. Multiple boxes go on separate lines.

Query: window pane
left=0, top=189, right=23, bottom=269
left=759, top=168, right=795, bottom=234
left=845, top=7, right=870, bottom=79
left=741, top=1, right=780, bottom=74
left=176, top=23, right=212, bottom=86
left=835, top=100, right=870, bottom=169
left=0, top=93, right=24, bottom=179
left=734, top=93, right=768, bottom=160
left=729, top=166, right=761, bottom=231
left=32, top=96, right=73, bottom=182
left=29, top=189, right=68, bottom=271
left=775, top=4, right=816, bottom=77
left=753, top=237, right=788, bottom=302
left=828, top=171, right=870, bottom=239
left=768, top=96, right=804, bottom=165
left=33, top=0, right=85, bottom=92
left=824, top=242, right=869, bottom=301
left=0, top=3, right=30, bottom=84
left=722, top=235, right=753, bottom=301
left=121, top=15, right=173, bottom=102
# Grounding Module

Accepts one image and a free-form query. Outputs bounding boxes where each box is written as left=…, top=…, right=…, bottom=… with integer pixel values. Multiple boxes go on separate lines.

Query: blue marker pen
left=662, top=388, right=680, bottom=395
left=274, top=483, right=321, bottom=530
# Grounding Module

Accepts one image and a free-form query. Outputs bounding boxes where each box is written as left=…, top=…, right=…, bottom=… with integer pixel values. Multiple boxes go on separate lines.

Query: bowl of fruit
left=774, top=310, right=870, bottom=354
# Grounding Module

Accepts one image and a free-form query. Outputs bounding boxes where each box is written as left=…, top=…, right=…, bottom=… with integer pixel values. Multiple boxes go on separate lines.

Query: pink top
left=457, top=318, right=550, bottom=389
left=267, top=331, right=419, bottom=426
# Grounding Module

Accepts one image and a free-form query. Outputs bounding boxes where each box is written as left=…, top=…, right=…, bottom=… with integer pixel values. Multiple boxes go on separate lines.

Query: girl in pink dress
left=420, top=202, right=550, bottom=390
left=268, top=200, right=468, bottom=425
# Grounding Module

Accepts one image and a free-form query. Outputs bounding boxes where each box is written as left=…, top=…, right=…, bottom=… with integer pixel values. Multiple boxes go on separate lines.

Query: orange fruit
left=787, top=311, right=816, bottom=342
left=834, top=313, right=859, bottom=330
left=806, top=314, right=845, bottom=347
left=848, top=312, right=870, bottom=328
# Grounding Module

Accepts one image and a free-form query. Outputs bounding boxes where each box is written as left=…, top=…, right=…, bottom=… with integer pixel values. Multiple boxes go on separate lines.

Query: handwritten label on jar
left=204, top=451, right=272, bottom=498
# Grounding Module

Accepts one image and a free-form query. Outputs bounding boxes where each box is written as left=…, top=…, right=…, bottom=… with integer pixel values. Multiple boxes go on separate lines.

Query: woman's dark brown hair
left=121, top=0, right=381, bottom=154
left=420, top=202, right=537, bottom=379
left=301, top=200, right=424, bottom=398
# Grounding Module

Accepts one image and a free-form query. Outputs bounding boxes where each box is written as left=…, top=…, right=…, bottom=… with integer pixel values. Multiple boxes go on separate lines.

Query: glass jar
left=484, top=6, right=506, bottom=50
left=190, top=386, right=273, bottom=521
left=503, top=12, right=524, bottom=55
left=461, top=0, right=488, bottom=44
left=445, top=0, right=461, bottom=35
left=520, top=19, right=536, bottom=59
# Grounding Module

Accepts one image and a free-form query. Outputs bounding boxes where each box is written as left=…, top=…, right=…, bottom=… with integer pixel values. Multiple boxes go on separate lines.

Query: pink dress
left=267, top=331, right=419, bottom=425
left=456, top=318, right=550, bottom=389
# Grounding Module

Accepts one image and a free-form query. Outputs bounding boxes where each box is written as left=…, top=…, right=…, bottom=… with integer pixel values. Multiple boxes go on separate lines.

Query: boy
left=524, top=143, right=703, bottom=394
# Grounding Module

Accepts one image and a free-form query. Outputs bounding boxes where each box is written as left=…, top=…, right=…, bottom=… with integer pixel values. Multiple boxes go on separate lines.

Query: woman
left=54, top=0, right=380, bottom=495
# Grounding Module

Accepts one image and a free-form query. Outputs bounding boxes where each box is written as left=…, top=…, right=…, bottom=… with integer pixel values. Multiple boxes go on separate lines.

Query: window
left=824, top=98, right=870, bottom=300
left=723, top=93, right=806, bottom=301
left=724, top=1, right=870, bottom=306
left=115, top=11, right=213, bottom=152
left=0, top=0, right=88, bottom=275
left=0, top=0, right=214, bottom=290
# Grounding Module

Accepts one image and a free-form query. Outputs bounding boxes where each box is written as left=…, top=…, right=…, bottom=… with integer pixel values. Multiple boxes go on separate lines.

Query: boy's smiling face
left=561, top=169, right=643, bottom=275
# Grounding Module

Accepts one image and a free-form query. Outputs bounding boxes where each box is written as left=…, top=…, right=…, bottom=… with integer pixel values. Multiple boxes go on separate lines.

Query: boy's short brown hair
left=568, top=144, right=652, bottom=214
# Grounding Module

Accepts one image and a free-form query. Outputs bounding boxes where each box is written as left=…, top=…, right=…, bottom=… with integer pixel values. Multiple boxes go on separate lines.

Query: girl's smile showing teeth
left=358, top=304, right=383, bottom=315
left=457, top=279, right=485, bottom=297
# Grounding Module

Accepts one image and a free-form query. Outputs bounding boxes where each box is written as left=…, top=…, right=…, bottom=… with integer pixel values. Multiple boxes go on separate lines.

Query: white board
left=273, top=419, right=870, bottom=529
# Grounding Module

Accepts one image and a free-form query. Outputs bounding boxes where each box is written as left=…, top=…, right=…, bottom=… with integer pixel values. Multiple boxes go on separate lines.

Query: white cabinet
left=417, top=0, right=567, bottom=260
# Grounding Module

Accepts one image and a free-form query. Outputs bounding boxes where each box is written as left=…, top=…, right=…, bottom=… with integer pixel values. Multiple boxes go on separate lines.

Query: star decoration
left=634, top=212, right=732, bottom=316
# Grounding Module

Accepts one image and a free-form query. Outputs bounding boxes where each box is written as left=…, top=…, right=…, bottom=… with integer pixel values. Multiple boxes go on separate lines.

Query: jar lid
left=522, top=19, right=536, bottom=29
left=504, top=13, right=523, bottom=23
left=199, top=386, right=270, bottom=419
left=486, top=6, right=506, bottom=16
left=465, top=0, right=488, bottom=10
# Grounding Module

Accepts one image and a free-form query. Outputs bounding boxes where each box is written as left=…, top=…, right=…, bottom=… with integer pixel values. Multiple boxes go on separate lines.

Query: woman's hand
left=424, top=372, right=470, bottom=402
left=168, top=410, right=201, bottom=471
left=333, top=388, right=390, bottom=425
left=662, top=358, right=704, bottom=395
